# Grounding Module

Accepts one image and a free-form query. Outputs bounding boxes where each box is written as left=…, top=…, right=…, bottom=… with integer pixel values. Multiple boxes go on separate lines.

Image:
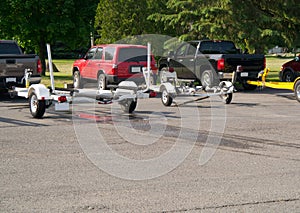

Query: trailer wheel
left=29, top=92, right=46, bottom=118
left=120, top=99, right=137, bottom=113
left=97, top=74, right=107, bottom=90
left=220, top=93, right=233, bottom=104
left=161, top=87, right=173, bottom=106
left=294, top=79, right=300, bottom=103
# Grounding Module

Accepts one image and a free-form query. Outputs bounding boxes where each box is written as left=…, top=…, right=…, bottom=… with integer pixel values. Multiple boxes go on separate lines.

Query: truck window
left=85, top=47, right=96, bottom=59
left=0, top=43, right=22, bottom=54
left=105, top=47, right=115, bottom=61
left=94, top=47, right=103, bottom=59
left=176, top=43, right=189, bottom=56
left=187, top=44, right=197, bottom=56
left=118, top=48, right=148, bottom=62
left=199, top=41, right=238, bottom=54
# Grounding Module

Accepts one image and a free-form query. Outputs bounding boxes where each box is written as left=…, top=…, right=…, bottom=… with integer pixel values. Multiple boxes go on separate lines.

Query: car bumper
left=0, top=75, right=41, bottom=89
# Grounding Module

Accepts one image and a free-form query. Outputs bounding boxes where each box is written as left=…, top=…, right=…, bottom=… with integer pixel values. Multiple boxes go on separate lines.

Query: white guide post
left=46, top=44, right=55, bottom=92
left=147, top=42, right=151, bottom=88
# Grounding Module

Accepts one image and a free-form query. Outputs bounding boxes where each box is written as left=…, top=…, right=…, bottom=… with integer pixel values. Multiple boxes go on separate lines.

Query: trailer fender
left=219, top=81, right=234, bottom=93
left=293, top=77, right=300, bottom=90
left=159, top=82, right=176, bottom=94
left=115, top=81, right=138, bottom=97
left=28, top=84, right=51, bottom=100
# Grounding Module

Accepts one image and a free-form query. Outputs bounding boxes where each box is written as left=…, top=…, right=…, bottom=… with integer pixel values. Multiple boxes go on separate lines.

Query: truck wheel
left=220, top=93, right=233, bottom=104
left=161, top=87, right=173, bottom=106
left=282, top=70, right=294, bottom=82
left=201, top=70, right=217, bottom=88
left=97, top=74, right=107, bottom=90
left=242, top=82, right=257, bottom=91
left=120, top=99, right=137, bottom=113
left=294, top=79, right=300, bottom=103
left=73, top=71, right=83, bottom=89
left=29, top=91, right=46, bottom=118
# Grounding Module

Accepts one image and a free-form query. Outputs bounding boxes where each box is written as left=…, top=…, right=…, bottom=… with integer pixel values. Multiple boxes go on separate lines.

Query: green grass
left=265, top=56, right=293, bottom=81
left=42, top=59, right=74, bottom=88
left=41, top=56, right=294, bottom=87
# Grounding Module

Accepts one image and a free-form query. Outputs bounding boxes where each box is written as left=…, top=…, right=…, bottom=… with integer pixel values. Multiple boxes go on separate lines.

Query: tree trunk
left=38, top=37, right=47, bottom=76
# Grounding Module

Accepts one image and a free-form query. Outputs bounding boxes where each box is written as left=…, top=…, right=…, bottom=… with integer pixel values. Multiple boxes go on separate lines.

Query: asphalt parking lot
left=0, top=88, right=299, bottom=212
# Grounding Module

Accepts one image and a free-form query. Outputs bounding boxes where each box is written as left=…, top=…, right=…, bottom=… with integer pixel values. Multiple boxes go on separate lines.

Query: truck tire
left=201, top=70, right=218, bottom=88
left=73, top=71, right=83, bottom=89
left=97, top=74, right=107, bottom=90
left=120, top=99, right=137, bottom=113
left=161, top=87, right=173, bottom=106
left=29, top=91, right=46, bottom=118
left=294, top=79, right=300, bottom=103
left=242, top=81, right=257, bottom=91
left=282, top=70, right=294, bottom=82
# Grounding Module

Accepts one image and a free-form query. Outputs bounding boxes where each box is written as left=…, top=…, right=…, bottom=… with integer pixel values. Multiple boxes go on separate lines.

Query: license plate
left=131, top=66, right=141, bottom=73
left=55, top=102, right=70, bottom=111
left=6, top=77, right=16, bottom=83
left=241, top=72, right=248, bottom=77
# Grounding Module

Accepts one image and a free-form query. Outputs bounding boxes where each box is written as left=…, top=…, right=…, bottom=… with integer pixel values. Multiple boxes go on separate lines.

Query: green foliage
left=149, top=0, right=300, bottom=53
left=0, top=0, right=98, bottom=74
left=94, top=0, right=172, bottom=44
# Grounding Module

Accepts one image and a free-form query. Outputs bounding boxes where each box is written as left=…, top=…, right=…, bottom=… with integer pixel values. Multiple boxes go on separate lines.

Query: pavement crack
left=160, top=198, right=300, bottom=212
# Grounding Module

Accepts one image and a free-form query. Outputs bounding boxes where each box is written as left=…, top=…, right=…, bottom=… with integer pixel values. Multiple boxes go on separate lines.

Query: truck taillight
left=112, top=64, right=118, bottom=75
left=37, top=59, right=42, bottom=73
left=58, top=96, right=67, bottom=103
left=217, top=58, right=225, bottom=70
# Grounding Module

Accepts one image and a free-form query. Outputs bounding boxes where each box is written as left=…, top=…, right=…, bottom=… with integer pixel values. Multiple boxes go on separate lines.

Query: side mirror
left=295, top=56, right=299, bottom=62
left=168, top=51, right=175, bottom=57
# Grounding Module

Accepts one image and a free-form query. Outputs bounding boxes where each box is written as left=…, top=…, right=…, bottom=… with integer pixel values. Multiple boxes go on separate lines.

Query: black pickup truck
left=158, top=40, right=265, bottom=90
left=0, top=40, right=42, bottom=91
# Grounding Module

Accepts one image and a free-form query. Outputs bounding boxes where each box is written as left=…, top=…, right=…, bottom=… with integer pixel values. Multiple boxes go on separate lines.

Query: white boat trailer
left=10, top=43, right=235, bottom=119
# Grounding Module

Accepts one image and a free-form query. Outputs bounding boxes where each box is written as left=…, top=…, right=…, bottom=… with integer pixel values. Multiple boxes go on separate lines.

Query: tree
left=94, top=0, right=171, bottom=44
left=0, top=0, right=98, bottom=75
left=149, top=0, right=300, bottom=53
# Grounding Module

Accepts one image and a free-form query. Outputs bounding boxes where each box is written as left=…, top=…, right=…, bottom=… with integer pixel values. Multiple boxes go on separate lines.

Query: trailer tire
left=120, top=99, right=137, bottom=113
left=161, top=87, right=173, bottom=106
left=29, top=91, right=46, bottom=118
left=97, top=74, right=107, bottom=91
left=220, top=93, right=233, bottom=104
left=294, top=79, right=300, bottom=103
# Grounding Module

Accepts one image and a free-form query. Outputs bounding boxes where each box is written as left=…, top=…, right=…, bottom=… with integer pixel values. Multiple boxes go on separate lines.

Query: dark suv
left=279, top=54, right=300, bottom=82
left=72, top=44, right=157, bottom=89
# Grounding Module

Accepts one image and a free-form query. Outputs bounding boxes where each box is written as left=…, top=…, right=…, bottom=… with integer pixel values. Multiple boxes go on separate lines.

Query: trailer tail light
left=58, top=96, right=67, bottom=103
left=217, top=58, right=225, bottom=71
left=37, top=59, right=42, bottom=73
left=112, top=64, right=118, bottom=75
left=149, top=91, right=157, bottom=98
left=168, top=67, right=174, bottom=73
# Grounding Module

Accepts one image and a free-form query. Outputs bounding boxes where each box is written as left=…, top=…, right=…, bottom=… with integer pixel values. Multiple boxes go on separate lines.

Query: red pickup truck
left=72, top=44, right=157, bottom=89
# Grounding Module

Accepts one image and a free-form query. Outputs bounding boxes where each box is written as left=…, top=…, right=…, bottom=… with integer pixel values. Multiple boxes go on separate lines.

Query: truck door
left=169, top=43, right=188, bottom=78
left=81, top=47, right=97, bottom=79
left=180, top=43, right=198, bottom=79
left=90, top=47, right=103, bottom=79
